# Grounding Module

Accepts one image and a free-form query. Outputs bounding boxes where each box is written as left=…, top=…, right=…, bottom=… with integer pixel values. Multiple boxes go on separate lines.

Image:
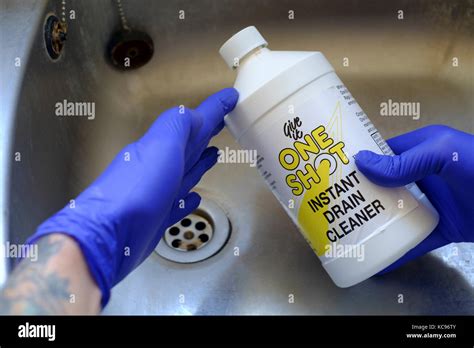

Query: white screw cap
left=219, top=26, right=268, bottom=69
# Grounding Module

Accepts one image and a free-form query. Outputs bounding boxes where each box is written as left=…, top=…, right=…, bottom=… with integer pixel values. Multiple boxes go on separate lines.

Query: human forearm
left=0, top=234, right=101, bottom=314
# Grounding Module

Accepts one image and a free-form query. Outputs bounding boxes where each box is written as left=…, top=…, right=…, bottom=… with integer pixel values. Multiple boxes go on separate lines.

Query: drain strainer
left=44, top=14, right=67, bottom=60
left=155, top=198, right=230, bottom=263
left=164, top=214, right=213, bottom=252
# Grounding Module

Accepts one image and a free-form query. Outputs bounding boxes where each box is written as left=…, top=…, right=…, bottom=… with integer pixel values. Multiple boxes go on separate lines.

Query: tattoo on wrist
left=0, top=235, right=71, bottom=314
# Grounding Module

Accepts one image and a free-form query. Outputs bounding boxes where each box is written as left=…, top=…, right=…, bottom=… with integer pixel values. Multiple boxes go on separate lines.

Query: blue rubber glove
left=355, top=125, right=474, bottom=274
left=26, top=88, right=239, bottom=306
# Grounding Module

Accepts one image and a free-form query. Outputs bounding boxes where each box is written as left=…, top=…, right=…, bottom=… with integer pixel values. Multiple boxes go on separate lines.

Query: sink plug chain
left=61, top=0, right=67, bottom=23
left=107, top=0, right=154, bottom=70
left=115, top=0, right=131, bottom=31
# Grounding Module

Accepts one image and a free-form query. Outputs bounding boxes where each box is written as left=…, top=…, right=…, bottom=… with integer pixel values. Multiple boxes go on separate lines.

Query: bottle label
left=248, top=84, right=419, bottom=263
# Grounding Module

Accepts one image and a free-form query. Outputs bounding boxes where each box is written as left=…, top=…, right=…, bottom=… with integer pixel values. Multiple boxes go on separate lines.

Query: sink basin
left=1, top=0, right=473, bottom=314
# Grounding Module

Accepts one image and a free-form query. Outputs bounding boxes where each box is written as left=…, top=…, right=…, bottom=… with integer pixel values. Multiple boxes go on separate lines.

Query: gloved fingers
left=195, top=88, right=238, bottom=143
left=387, top=125, right=452, bottom=154
left=199, top=119, right=226, bottom=152
left=210, top=120, right=226, bottom=137
left=377, top=227, right=449, bottom=275
left=186, top=120, right=224, bottom=167
left=386, top=126, right=438, bottom=154
left=179, top=147, right=219, bottom=198
left=187, top=121, right=225, bottom=163
left=185, top=131, right=220, bottom=173
left=139, top=106, right=203, bottom=151
left=355, top=140, right=446, bottom=187
left=183, top=88, right=237, bottom=171
left=166, top=191, right=202, bottom=228
left=185, top=108, right=205, bottom=150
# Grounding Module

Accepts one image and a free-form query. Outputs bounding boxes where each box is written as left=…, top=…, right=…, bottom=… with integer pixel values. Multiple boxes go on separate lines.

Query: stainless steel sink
left=1, top=0, right=473, bottom=314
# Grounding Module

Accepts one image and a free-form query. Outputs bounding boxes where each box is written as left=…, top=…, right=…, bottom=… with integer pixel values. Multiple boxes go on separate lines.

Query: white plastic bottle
left=219, top=26, right=439, bottom=287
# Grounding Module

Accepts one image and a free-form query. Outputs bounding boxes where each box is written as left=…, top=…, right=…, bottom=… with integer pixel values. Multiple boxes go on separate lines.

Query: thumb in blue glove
left=355, top=125, right=474, bottom=274
left=26, top=88, right=239, bottom=307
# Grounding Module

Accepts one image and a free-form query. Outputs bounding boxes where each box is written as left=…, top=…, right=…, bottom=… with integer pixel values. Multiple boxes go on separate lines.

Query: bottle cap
left=219, top=26, right=268, bottom=69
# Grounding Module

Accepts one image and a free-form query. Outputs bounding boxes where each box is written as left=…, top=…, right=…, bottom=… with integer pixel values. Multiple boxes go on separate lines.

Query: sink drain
left=155, top=198, right=230, bottom=263
left=44, top=14, right=67, bottom=60
left=164, top=214, right=213, bottom=252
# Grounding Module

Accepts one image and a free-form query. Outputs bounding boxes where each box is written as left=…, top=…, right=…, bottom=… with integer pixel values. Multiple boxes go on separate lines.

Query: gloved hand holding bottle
left=2, top=109, right=472, bottom=314
left=355, top=125, right=474, bottom=273
left=23, top=88, right=239, bottom=308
